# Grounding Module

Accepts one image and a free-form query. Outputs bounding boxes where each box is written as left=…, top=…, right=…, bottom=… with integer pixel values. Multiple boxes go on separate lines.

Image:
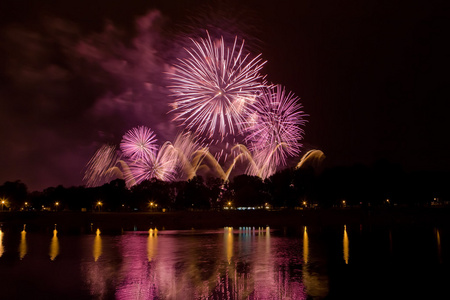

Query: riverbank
left=2, top=207, right=450, bottom=233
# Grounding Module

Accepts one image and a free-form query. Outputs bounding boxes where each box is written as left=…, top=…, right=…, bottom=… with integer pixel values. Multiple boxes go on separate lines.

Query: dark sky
left=0, top=0, right=449, bottom=191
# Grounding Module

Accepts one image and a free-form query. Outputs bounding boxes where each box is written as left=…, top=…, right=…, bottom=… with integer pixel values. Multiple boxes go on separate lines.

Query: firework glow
left=120, top=126, right=158, bottom=161
left=245, top=85, right=307, bottom=178
left=85, top=31, right=311, bottom=187
left=84, top=144, right=119, bottom=187
left=128, top=142, right=178, bottom=183
left=169, top=31, right=266, bottom=141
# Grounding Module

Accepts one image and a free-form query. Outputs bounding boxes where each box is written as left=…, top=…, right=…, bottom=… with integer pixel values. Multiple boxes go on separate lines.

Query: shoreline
left=2, top=207, right=450, bottom=233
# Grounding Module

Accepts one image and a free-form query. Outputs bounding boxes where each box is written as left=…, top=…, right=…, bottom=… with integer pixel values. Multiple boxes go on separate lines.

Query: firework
left=83, top=144, right=119, bottom=187
left=120, top=126, right=158, bottom=161
left=169, top=132, right=206, bottom=179
left=245, top=85, right=307, bottom=178
left=169, top=31, right=266, bottom=140
left=128, top=142, right=178, bottom=183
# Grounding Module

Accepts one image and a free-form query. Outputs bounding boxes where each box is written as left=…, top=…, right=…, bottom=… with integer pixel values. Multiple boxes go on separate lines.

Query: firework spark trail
left=107, top=159, right=136, bottom=188
left=128, top=141, right=178, bottom=184
left=83, top=144, right=119, bottom=187
left=169, top=31, right=266, bottom=141
left=295, top=149, right=326, bottom=169
left=169, top=132, right=205, bottom=179
left=84, top=31, right=312, bottom=186
left=120, top=126, right=158, bottom=161
left=244, top=85, right=307, bottom=178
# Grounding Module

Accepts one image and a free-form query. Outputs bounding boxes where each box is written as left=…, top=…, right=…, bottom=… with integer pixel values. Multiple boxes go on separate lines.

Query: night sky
left=0, top=0, right=448, bottom=191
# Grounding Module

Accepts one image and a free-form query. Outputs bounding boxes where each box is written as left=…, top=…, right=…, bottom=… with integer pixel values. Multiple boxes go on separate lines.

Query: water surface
left=0, top=224, right=448, bottom=299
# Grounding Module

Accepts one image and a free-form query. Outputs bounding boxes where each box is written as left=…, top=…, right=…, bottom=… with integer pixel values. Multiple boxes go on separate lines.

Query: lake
left=0, top=221, right=448, bottom=299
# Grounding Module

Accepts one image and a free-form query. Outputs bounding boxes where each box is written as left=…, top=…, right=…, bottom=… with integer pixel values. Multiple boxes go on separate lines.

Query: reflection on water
left=19, top=225, right=27, bottom=260
left=2, top=223, right=448, bottom=299
left=0, top=228, right=4, bottom=257
left=93, top=228, right=102, bottom=261
left=147, top=228, right=157, bottom=262
left=302, top=226, right=329, bottom=299
left=83, top=228, right=111, bottom=299
left=303, top=226, right=309, bottom=264
left=389, top=229, right=393, bottom=255
left=82, top=227, right=315, bottom=299
left=49, top=226, right=59, bottom=261
left=225, top=226, right=233, bottom=264
left=343, top=225, right=349, bottom=264
left=436, top=227, right=442, bottom=263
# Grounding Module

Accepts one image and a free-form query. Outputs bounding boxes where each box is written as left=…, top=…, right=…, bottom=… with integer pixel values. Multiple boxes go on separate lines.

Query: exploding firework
left=84, top=29, right=312, bottom=187
left=169, top=132, right=206, bottom=179
left=169, top=31, right=266, bottom=140
left=83, top=144, right=119, bottom=187
left=128, top=142, right=178, bottom=184
left=120, top=126, right=158, bottom=161
left=245, top=85, right=307, bottom=178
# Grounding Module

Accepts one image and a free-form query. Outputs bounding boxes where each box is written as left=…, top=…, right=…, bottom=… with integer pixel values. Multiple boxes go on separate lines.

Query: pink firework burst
left=245, top=85, right=307, bottom=175
left=169, top=31, right=266, bottom=141
left=120, top=126, right=158, bottom=161
left=127, top=142, right=178, bottom=183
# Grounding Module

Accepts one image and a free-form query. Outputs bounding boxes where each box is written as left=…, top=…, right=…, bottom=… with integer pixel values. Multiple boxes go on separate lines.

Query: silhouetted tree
left=266, top=169, right=296, bottom=208
left=0, top=180, right=28, bottom=210
left=232, top=174, right=267, bottom=207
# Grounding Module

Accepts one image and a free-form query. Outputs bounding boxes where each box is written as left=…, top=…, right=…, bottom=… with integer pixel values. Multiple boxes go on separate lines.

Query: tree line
left=1, top=160, right=449, bottom=212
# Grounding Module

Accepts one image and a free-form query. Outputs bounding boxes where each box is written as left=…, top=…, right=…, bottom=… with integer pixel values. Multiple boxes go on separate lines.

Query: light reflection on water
left=0, top=224, right=448, bottom=299
left=115, top=227, right=307, bottom=299
left=93, top=228, right=102, bottom=261
left=0, top=228, right=4, bottom=257
left=343, top=225, right=349, bottom=264
left=436, top=227, right=442, bottom=264
left=80, top=227, right=312, bottom=299
left=19, top=225, right=27, bottom=260
left=49, top=226, right=59, bottom=261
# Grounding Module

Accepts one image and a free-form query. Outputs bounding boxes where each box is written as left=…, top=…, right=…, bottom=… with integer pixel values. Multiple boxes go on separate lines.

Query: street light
left=1, top=199, right=5, bottom=212
left=149, top=201, right=157, bottom=211
left=96, top=201, right=103, bottom=212
left=55, top=202, right=59, bottom=211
